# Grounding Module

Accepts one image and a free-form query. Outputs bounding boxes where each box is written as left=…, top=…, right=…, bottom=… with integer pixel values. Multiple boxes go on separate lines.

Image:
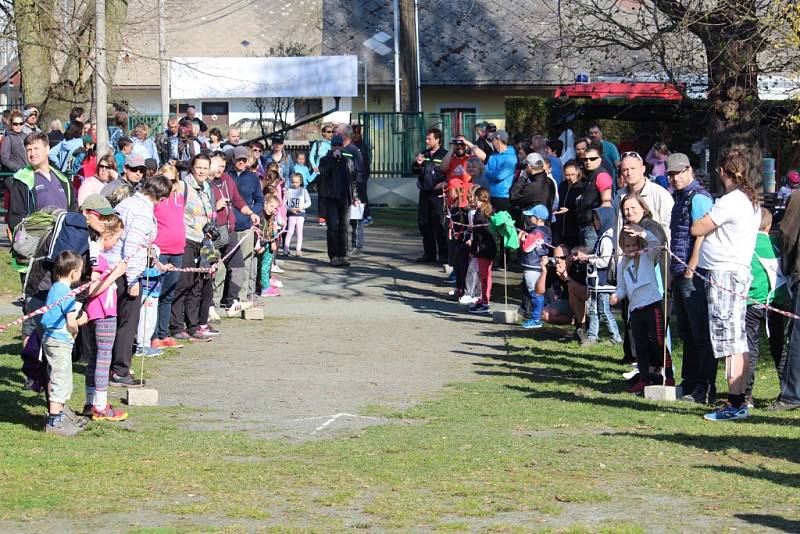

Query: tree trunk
left=14, top=0, right=57, bottom=110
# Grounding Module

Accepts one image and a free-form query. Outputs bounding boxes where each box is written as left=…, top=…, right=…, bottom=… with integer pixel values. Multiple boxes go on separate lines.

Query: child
left=518, top=204, right=552, bottom=329
left=744, top=208, right=788, bottom=407
left=284, top=173, right=311, bottom=256
left=467, top=187, right=497, bottom=314
left=41, top=250, right=89, bottom=435
left=257, top=195, right=283, bottom=297
left=778, top=170, right=800, bottom=205
left=579, top=206, right=622, bottom=345
left=135, top=263, right=166, bottom=356
left=115, top=137, right=133, bottom=174
left=83, top=216, right=129, bottom=421
left=447, top=179, right=471, bottom=301
left=610, top=224, right=673, bottom=393
left=293, top=152, right=318, bottom=186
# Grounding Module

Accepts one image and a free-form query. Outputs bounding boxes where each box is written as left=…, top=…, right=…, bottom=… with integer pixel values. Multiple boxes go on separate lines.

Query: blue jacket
left=484, top=146, right=517, bottom=198
left=230, top=168, right=265, bottom=231
left=49, top=138, right=83, bottom=172
left=669, top=180, right=711, bottom=276
left=294, top=163, right=317, bottom=186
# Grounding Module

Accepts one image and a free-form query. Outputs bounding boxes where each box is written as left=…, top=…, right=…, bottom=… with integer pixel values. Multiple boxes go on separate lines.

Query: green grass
left=370, top=207, right=418, bottom=231
left=0, top=318, right=798, bottom=532
left=0, top=249, right=24, bottom=296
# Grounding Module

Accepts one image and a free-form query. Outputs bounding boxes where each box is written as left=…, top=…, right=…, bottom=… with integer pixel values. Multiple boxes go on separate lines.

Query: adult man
left=318, top=133, right=362, bottom=266
left=229, top=146, right=265, bottom=302
left=413, top=128, right=448, bottom=263
left=475, top=122, right=496, bottom=161
left=101, top=154, right=147, bottom=201
left=221, top=127, right=241, bottom=154
left=613, top=151, right=674, bottom=248
left=310, top=124, right=334, bottom=225
left=544, top=139, right=564, bottom=184
left=8, top=132, right=77, bottom=230
left=773, top=188, right=800, bottom=411
left=1, top=110, right=29, bottom=174
left=21, top=105, right=41, bottom=138
left=156, top=117, right=180, bottom=165
left=109, top=176, right=173, bottom=387
left=574, top=141, right=613, bottom=247
left=183, top=105, right=208, bottom=132
left=537, top=245, right=590, bottom=341
left=469, top=129, right=516, bottom=215
left=530, top=134, right=547, bottom=156
left=439, top=136, right=471, bottom=184
left=588, top=124, right=620, bottom=184
left=175, top=119, right=202, bottom=170
left=574, top=137, right=589, bottom=163
left=667, top=153, right=716, bottom=404
left=510, top=152, right=556, bottom=219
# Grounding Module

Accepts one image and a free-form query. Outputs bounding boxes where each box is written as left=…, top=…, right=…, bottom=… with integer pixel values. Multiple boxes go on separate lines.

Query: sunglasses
left=251, top=147, right=262, bottom=152
left=621, top=151, right=643, bottom=161
left=98, top=164, right=112, bottom=170
left=554, top=255, right=567, bottom=260
left=236, top=158, right=248, bottom=163
left=322, top=129, right=333, bottom=134
left=11, top=121, right=23, bottom=126
left=28, top=111, right=38, bottom=116
left=128, top=166, right=146, bottom=173
left=580, top=156, right=601, bottom=162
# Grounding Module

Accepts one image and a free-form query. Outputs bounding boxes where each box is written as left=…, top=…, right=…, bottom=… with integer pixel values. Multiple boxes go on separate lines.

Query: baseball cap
left=80, top=193, right=114, bottom=215
left=233, top=146, right=249, bottom=160
left=485, top=122, right=497, bottom=133
left=144, top=158, right=158, bottom=171
left=81, top=135, right=94, bottom=145
left=788, top=171, right=800, bottom=185
left=522, top=204, right=549, bottom=221
left=125, top=154, right=146, bottom=168
left=331, top=134, right=344, bottom=146
left=525, top=152, right=545, bottom=169
left=666, top=153, right=691, bottom=174
left=272, top=135, right=285, bottom=145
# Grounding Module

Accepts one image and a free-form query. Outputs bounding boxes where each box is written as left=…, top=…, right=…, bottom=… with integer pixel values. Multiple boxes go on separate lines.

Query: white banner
left=170, top=56, right=358, bottom=100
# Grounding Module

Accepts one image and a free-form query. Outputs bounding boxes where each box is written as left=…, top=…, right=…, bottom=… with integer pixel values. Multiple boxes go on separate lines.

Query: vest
left=577, top=167, right=602, bottom=227
left=669, top=180, right=711, bottom=275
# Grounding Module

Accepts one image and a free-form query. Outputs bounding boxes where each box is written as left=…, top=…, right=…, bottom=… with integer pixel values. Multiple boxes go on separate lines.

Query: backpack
left=11, top=207, right=65, bottom=262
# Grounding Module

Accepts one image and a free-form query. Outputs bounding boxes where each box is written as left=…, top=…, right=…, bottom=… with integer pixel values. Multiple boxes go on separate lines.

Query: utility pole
left=158, top=0, right=170, bottom=130
left=392, top=0, right=401, bottom=113
left=398, top=0, right=419, bottom=113
left=95, top=0, right=108, bottom=155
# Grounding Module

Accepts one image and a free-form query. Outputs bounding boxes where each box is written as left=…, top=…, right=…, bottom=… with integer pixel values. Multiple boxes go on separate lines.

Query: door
left=201, top=101, right=229, bottom=131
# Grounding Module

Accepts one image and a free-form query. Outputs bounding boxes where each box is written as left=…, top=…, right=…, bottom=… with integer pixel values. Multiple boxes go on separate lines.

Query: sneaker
left=135, top=346, right=164, bottom=358
left=459, top=294, right=479, bottom=305
left=573, top=327, right=588, bottom=344
left=151, top=337, right=183, bottom=349
left=580, top=337, right=597, bottom=347
left=364, top=216, right=374, bottom=226
left=224, top=300, right=245, bottom=315
left=318, top=218, right=327, bottom=226
left=625, top=381, right=648, bottom=394
left=521, top=318, right=543, bottom=329
left=270, top=278, right=283, bottom=288
left=208, top=306, right=222, bottom=323
left=764, top=398, right=800, bottom=411
left=63, top=405, right=89, bottom=427
left=445, top=272, right=456, bottom=284
left=189, top=330, right=213, bottom=342
left=279, top=249, right=289, bottom=256
left=260, top=286, right=281, bottom=297
left=43, top=413, right=82, bottom=436
left=681, top=384, right=716, bottom=405
left=468, top=303, right=490, bottom=314
left=197, top=325, right=220, bottom=337
left=81, top=404, right=94, bottom=417
left=271, top=264, right=285, bottom=274
left=109, top=373, right=146, bottom=387
left=610, top=337, right=623, bottom=345
left=745, top=395, right=755, bottom=410
left=92, top=404, right=128, bottom=422
left=295, top=250, right=303, bottom=257
left=173, top=330, right=192, bottom=341
left=450, top=289, right=464, bottom=301
left=704, top=403, right=749, bottom=421
left=349, top=248, right=362, bottom=257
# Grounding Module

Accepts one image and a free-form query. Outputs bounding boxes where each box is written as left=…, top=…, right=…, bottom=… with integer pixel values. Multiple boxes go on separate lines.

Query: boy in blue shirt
left=41, top=250, right=88, bottom=436
left=518, top=205, right=552, bottom=329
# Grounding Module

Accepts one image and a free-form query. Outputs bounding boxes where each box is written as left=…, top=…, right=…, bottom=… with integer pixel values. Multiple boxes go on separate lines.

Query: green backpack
left=11, top=207, right=65, bottom=262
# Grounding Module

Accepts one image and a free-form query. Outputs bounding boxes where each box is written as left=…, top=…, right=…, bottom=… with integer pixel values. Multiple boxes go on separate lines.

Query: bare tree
left=249, top=41, right=311, bottom=138
left=11, top=0, right=128, bottom=125
left=557, top=0, right=800, bottom=187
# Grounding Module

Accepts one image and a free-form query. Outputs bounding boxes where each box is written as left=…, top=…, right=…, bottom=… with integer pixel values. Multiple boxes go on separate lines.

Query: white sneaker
left=271, top=264, right=285, bottom=274
left=459, top=294, right=478, bottom=305
left=270, top=278, right=283, bottom=288
left=208, top=306, right=221, bottom=321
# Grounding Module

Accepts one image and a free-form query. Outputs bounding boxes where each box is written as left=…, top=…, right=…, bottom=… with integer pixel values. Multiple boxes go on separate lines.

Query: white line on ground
left=291, top=413, right=386, bottom=434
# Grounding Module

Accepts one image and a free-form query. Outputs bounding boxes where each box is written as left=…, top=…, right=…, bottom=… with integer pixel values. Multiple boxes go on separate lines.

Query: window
left=202, top=102, right=229, bottom=115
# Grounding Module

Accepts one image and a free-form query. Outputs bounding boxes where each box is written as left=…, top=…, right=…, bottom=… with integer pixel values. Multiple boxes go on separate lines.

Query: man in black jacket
left=413, top=128, right=448, bottom=263
left=318, top=132, right=364, bottom=266
left=510, top=152, right=555, bottom=224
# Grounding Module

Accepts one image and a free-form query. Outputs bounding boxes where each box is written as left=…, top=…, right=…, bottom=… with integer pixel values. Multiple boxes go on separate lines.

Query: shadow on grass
left=735, top=514, right=800, bottom=533
left=0, top=355, right=45, bottom=430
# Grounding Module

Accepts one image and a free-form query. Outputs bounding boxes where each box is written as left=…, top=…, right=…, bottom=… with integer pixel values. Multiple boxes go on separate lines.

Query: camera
left=202, top=222, right=221, bottom=242
left=546, top=256, right=558, bottom=267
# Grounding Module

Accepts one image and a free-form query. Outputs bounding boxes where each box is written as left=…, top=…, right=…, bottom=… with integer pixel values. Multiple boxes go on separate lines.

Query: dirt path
left=153, top=224, right=508, bottom=440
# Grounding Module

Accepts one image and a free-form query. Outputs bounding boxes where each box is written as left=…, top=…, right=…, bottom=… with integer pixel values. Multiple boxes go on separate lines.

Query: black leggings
left=629, top=301, right=673, bottom=383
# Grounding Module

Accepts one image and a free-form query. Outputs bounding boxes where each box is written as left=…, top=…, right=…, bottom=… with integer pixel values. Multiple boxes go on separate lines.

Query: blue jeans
left=588, top=291, right=621, bottom=342
left=155, top=253, right=183, bottom=340
left=672, top=272, right=716, bottom=393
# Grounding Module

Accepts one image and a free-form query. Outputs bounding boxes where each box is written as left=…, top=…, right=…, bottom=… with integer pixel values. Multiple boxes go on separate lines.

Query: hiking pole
left=504, top=248, right=508, bottom=310
left=663, top=246, right=668, bottom=387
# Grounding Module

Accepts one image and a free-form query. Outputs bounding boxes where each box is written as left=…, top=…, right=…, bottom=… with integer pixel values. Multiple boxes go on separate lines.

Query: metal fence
left=359, top=112, right=504, bottom=177
left=128, top=114, right=163, bottom=135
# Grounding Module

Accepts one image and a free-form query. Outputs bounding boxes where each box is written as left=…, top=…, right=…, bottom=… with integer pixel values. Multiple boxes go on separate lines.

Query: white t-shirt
left=698, top=189, right=760, bottom=270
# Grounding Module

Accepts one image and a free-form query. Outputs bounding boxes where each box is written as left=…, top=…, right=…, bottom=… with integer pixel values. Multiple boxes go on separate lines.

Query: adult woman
left=170, top=154, right=216, bottom=342
left=108, top=111, right=128, bottom=152
left=265, top=135, right=293, bottom=180
left=47, top=119, right=64, bottom=148
left=49, top=121, right=84, bottom=173
left=131, top=123, right=160, bottom=165
left=208, top=128, right=223, bottom=151
left=553, top=160, right=585, bottom=247
left=646, top=142, right=669, bottom=179
left=691, top=148, right=760, bottom=421
left=151, top=164, right=186, bottom=349
left=466, top=156, right=489, bottom=189
left=1, top=110, right=28, bottom=173
left=78, top=154, right=118, bottom=205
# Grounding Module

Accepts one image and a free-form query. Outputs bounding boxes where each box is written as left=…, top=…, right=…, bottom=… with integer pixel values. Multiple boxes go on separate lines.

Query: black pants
left=673, top=272, right=717, bottom=394
left=621, top=299, right=635, bottom=364
left=418, top=191, right=446, bottom=261
left=744, top=304, right=786, bottom=397
left=171, top=240, right=212, bottom=334
left=218, top=238, right=244, bottom=308
left=450, top=240, right=469, bottom=291
left=490, top=197, right=511, bottom=264
left=630, top=301, right=673, bottom=383
left=321, top=196, right=349, bottom=259
left=111, top=277, right=143, bottom=378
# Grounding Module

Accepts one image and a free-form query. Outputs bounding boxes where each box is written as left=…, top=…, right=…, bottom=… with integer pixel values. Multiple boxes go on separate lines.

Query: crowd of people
left=416, top=122, right=800, bottom=422
left=2, top=105, right=368, bottom=436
